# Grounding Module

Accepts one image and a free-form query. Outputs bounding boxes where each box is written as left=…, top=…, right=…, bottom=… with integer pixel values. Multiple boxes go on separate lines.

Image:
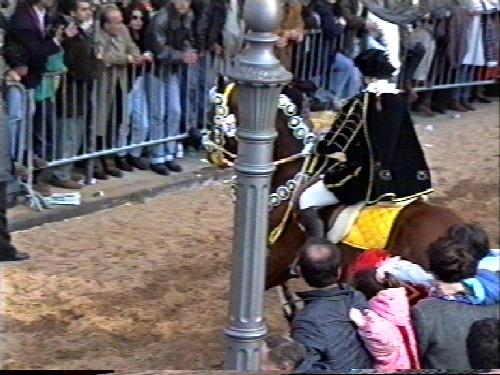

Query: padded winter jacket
left=412, top=297, right=499, bottom=369
left=358, top=287, right=420, bottom=371
left=292, top=285, right=374, bottom=372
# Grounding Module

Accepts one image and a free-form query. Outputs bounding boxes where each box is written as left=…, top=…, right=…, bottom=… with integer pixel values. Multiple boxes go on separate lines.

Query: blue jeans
left=148, top=72, right=182, bottom=164
left=451, top=65, right=473, bottom=101
left=53, top=117, right=84, bottom=181
left=5, top=86, right=35, bottom=161
left=183, top=56, right=211, bottom=130
left=328, top=53, right=362, bottom=100
left=117, top=76, right=149, bottom=158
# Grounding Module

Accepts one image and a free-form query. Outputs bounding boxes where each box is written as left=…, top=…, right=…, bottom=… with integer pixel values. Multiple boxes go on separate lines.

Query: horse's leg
left=388, top=202, right=464, bottom=270
left=266, top=220, right=306, bottom=289
left=276, top=282, right=298, bottom=326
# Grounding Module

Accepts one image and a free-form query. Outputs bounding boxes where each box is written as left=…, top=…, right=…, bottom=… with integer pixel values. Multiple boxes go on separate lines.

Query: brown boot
left=50, top=178, right=83, bottom=190
left=414, top=103, right=436, bottom=117
left=471, top=86, right=492, bottom=103
left=102, top=157, right=123, bottom=178
left=460, top=100, right=476, bottom=111
left=71, top=172, right=85, bottom=181
left=94, top=158, right=109, bottom=180
left=33, top=182, right=52, bottom=197
left=447, top=99, right=468, bottom=112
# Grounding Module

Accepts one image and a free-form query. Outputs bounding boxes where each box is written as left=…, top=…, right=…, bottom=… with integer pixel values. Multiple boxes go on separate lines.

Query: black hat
left=354, top=49, right=396, bottom=79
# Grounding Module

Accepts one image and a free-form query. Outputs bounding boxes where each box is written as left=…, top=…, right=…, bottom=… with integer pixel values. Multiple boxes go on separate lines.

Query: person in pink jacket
left=350, top=266, right=421, bottom=371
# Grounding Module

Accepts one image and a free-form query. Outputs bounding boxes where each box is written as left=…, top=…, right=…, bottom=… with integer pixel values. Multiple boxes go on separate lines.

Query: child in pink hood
left=350, top=264, right=421, bottom=371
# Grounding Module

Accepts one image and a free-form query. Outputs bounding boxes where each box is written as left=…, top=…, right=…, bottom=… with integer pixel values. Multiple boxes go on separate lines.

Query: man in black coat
left=50, top=0, right=101, bottom=188
left=5, top=0, right=62, bottom=90
left=1, top=13, right=30, bottom=262
left=191, top=0, right=227, bottom=54
left=4, top=0, right=63, bottom=196
left=299, top=49, right=432, bottom=238
left=184, top=0, right=227, bottom=137
left=0, top=124, right=28, bottom=262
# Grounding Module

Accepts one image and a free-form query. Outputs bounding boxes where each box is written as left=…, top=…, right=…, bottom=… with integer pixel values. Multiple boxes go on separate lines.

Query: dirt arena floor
left=1, top=101, right=499, bottom=371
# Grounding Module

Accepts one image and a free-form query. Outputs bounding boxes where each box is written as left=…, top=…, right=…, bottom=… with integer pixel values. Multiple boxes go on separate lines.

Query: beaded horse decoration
left=202, top=83, right=317, bottom=210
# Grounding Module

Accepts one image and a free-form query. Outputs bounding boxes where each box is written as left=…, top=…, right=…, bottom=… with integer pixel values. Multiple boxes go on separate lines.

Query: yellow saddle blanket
left=341, top=204, right=404, bottom=250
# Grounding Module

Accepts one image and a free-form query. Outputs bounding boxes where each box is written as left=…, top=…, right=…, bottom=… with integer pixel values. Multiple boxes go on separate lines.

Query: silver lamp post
left=224, top=0, right=292, bottom=371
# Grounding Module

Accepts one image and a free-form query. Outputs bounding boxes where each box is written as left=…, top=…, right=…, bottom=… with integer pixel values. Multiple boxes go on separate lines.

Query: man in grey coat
left=412, top=238, right=499, bottom=369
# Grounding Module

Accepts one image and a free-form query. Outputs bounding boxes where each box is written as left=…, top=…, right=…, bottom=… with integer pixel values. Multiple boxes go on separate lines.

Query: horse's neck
left=271, top=113, right=307, bottom=192
left=275, top=112, right=304, bottom=160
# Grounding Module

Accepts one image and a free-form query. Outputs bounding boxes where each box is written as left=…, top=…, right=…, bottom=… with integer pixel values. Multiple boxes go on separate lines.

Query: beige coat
left=95, top=28, right=141, bottom=139
left=276, top=1, right=304, bottom=71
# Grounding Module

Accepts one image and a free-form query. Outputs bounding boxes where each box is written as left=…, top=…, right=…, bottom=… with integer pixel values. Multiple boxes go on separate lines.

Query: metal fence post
left=223, top=0, right=292, bottom=371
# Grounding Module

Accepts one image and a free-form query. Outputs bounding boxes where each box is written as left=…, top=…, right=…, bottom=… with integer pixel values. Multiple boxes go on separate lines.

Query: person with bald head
left=291, top=238, right=374, bottom=372
left=94, top=5, right=141, bottom=179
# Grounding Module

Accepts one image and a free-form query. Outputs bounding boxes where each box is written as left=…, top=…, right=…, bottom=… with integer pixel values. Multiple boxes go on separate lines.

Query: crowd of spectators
left=280, top=223, right=499, bottom=372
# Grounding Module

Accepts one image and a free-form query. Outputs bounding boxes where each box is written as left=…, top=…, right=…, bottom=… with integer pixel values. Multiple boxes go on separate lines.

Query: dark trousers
left=33, top=99, right=56, bottom=161
left=400, top=43, right=426, bottom=82
left=0, top=181, right=14, bottom=254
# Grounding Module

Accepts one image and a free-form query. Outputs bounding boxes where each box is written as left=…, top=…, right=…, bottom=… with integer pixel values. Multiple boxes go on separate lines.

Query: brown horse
left=207, top=83, right=464, bottom=290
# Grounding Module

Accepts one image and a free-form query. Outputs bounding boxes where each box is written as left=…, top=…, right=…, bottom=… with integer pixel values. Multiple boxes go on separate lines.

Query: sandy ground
left=1, top=101, right=498, bottom=370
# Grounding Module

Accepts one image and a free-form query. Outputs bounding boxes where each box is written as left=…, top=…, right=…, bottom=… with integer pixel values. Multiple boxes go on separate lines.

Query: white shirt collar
left=33, top=6, right=46, bottom=29
left=365, top=79, right=400, bottom=95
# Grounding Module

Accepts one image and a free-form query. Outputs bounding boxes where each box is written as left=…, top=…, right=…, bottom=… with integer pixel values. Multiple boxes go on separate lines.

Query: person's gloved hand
left=317, top=139, right=338, bottom=154
left=324, top=160, right=361, bottom=187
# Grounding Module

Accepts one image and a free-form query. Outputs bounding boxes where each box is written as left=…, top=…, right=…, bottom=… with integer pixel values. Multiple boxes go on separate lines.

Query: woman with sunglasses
left=115, top=2, right=155, bottom=172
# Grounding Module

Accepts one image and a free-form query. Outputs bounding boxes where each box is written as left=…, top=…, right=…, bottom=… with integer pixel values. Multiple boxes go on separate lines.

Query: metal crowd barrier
left=34, top=56, right=220, bottom=166
left=5, top=54, right=223, bottom=209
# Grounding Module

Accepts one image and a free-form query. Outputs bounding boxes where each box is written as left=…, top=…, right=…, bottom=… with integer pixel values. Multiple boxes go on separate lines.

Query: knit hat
left=345, top=249, right=391, bottom=281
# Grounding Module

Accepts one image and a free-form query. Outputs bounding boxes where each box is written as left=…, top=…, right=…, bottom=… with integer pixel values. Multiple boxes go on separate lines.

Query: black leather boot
left=299, top=207, right=325, bottom=238
left=128, top=157, right=150, bottom=170
left=0, top=244, right=30, bottom=262
left=115, top=156, right=134, bottom=172
left=165, top=160, right=183, bottom=173
left=0, top=183, right=29, bottom=262
left=151, top=163, right=170, bottom=176
left=93, top=158, right=109, bottom=180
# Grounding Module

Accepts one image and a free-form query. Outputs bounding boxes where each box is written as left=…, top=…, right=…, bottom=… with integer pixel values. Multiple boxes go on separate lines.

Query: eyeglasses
left=132, top=15, right=143, bottom=20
